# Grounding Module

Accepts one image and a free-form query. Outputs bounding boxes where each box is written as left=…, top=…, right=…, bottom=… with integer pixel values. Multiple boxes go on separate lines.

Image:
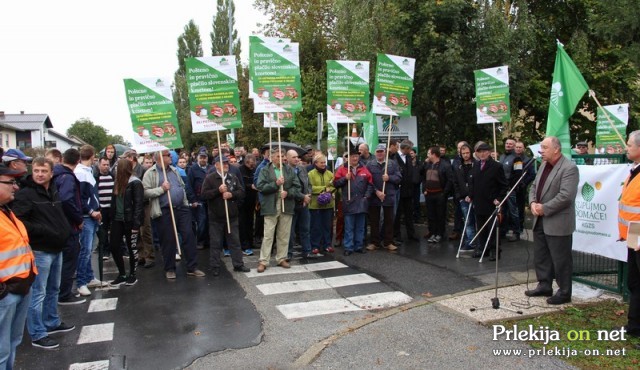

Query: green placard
left=327, top=120, right=338, bottom=161
left=474, top=66, right=511, bottom=124
left=249, top=41, right=302, bottom=113
left=186, top=56, right=242, bottom=132
left=124, top=77, right=183, bottom=152
left=263, top=112, right=295, bottom=128
left=596, top=104, right=628, bottom=152
left=326, top=60, right=370, bottom=123
left=372, top=54, right=415, bottom=117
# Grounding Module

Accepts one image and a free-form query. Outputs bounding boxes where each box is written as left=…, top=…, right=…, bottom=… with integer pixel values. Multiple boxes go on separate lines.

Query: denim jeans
left=60, top=233, right=80, bottom=301
left=289, top=207, right=311, bottom=255
left=77, top=216, right=98, bottom=286
left=27, top=251, right=62, bottom=341
left=310, top=209, right=333, bottom=250
left=459, top=200, right=477, bottom=248
left=344, top=213, right=366, bottom=252
left=0, top=291, right=31, bottom=370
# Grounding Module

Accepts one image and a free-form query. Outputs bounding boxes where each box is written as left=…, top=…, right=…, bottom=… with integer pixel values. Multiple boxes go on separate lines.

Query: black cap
left=214, top=155, right=229, bottom=163
left=475, top=143, right=491, bottom=152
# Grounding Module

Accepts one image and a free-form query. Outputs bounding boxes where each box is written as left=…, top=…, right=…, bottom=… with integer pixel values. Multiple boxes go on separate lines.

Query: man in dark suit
left=526, top=136, right=579, bottom=305
left=467, top=142, right=507, bottom=260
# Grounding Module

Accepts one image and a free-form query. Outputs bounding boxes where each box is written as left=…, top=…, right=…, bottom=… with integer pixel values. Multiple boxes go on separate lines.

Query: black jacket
left=468, top=158, right=507, bottom=216
left=420, top=159, right=454, bottom=196
left=453, top=161, right=474, bottom=201
left=12, top=176, right=71, bottom=253
left=109, top=177, right=145, bottom=230
left=200, top=170, right=245, bottom=222
left=395, top=153, right=414, bottom=198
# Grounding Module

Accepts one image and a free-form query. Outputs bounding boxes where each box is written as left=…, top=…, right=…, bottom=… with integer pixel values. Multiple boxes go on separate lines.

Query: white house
left=0, top=111, right=84, bottom=152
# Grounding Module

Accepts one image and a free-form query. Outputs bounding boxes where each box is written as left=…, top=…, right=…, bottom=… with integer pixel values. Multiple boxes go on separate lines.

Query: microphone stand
left=468, top=158, right=535, bottom=315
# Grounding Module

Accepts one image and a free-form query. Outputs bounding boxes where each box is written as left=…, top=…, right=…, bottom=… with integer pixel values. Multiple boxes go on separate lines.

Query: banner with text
left=474, top=66, right=510, bottom=124
left=185, top=56, right=242, bottom=133
left=263, top=112, right=295, bottom=128
left=372, top=54, right=415, bottom=117
left=596, top=103, right=628, bottom=151
left=124, top=77, right=182, bottom=152
left=573, top=164, right=629, bottom=262
left=326, top=60, right=370, bottom=123
left=249, top=40, right=302, bottom=113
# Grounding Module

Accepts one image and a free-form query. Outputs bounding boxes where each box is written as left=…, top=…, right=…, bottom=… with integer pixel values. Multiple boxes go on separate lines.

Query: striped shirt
left=97, top=173, right=114, bottom=209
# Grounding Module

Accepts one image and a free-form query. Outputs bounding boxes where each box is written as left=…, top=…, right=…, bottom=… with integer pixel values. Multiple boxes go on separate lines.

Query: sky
left=0, top=0, right=266, bottom=141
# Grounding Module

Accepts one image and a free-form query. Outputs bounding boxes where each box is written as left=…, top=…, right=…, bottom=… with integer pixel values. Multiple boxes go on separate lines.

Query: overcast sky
left=0, top=0, right=266, bottom=141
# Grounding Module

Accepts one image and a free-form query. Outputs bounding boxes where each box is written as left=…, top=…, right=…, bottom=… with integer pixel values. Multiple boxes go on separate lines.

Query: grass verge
left=500, top=299, right=639, bottom=369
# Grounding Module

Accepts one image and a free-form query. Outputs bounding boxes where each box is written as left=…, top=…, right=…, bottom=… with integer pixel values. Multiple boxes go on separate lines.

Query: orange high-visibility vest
left=618, top=173, right=640, bottom=239
left=0, top=208, right=36, bottom=283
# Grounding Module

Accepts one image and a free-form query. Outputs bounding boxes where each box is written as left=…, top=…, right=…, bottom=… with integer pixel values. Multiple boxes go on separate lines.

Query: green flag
left=546, top=42, right=589, bottom=158
left=363, top=112, right=379, bottom=149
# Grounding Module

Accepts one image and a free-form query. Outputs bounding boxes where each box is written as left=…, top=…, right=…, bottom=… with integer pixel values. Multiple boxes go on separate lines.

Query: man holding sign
left=142, top=150, right=205, bottom=279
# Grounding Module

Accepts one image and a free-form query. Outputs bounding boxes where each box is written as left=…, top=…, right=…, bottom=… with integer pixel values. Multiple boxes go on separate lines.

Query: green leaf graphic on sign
left=582, top=182, right=595, bottom=202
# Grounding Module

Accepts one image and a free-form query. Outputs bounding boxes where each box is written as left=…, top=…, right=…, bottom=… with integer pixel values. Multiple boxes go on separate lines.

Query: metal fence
left=571, top=154, right=629, bottom=299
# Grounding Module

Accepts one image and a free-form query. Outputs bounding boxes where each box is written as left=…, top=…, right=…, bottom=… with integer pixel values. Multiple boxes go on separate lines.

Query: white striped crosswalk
left=246, top=261, right=412, bottom=319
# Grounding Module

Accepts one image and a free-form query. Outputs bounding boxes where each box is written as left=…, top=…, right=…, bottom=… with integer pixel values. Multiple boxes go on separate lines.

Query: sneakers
left=87, top=278, right=106, bottom=288
left=110, top=275, right=127, bottom=286
left=47, top=322, right=75, bottom=335
left=77, top=285, right=91, bottom=296
left=165, top=271, right=177, bottom=279
left=366, top=244, right=378, bottom=251
left=58, top=296, right=86, bottom=305
left=187, top=269, right=206, bottom=277
left=125, top=275, right=137, bottom=286
left=243, top=249, right=254, bottom=256
left=223, top=249, right=231, bottom=257
left=385, top=244, right=398, bottom=251
left=233, top=265, right=250, bottom=273
left=427, top=235, right=442, bottom=243
left=32, top=336, right=59, bottom=349
left=324, top=247, right=335, bottom=253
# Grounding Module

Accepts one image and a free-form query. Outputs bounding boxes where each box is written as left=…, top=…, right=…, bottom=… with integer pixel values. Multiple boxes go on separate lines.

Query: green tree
left=67, top=118, right=110, bottom=150
left=210, top=0, right=241, bottom=59
left=173, top=20, right=203, bottom=151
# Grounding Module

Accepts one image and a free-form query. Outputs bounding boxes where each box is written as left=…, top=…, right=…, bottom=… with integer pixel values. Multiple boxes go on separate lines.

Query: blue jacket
left=53, top=164, right=83, bottom=232
left=367, top=160, right=401, bottom=207
left=187, top=164, right=211, bottom=203
left=74, top=163, right=100, bottom=216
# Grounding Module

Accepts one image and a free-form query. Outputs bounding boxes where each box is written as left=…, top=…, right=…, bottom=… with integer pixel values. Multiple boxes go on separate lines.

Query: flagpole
left=158, top=151, right=182, bottom=256
left=347, top=123, right=351, bottom=201
left=588, top=90, right=628, bottom=149
left=492, top=122, right=499, bottom=160
left=216, top=129, right=232, bottom=234
left=382, top=115, right=392, bottom=194
left=277, top=113, right=285, bottom=211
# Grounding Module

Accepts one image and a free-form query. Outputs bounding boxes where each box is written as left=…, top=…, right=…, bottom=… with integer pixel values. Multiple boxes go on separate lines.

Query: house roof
left=0, top=113, right=53, bottom=131
left=47, top=129, right=85, bottom=146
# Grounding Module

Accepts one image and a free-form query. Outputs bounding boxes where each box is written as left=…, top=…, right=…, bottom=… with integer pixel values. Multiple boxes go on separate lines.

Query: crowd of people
left=2, top=132, right=640, bottom=369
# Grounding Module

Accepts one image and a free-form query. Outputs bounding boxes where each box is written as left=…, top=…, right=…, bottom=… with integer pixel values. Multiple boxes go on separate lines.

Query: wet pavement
left=15, top=252, right=261, bottom=370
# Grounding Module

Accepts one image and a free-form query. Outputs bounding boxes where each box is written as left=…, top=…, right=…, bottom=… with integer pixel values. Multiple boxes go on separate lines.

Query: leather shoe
left=233, top=265, right=250, bottom=273
left=547, top=295, right=571, bottom=305
left=278, top=260, right=290, bottom=269
left=448, top=232, right=460, bottom=241
left=257, top=263, right=266, bottom=273
left=525, top=287, right=553, bottom=297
